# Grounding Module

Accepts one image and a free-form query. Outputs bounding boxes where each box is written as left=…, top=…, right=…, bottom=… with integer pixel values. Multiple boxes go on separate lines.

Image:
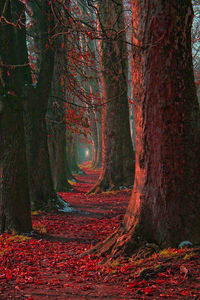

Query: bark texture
left=24, top=2, right=61, bottom=211
left=49, top=121, right=72, bottom=192
left=48, top=51, right=72, bottom=192
left=85, top=0, right=200, bottom=257
left=0, top=1, right=32, bottom=233
left=89, top=0, right=135, bottom=193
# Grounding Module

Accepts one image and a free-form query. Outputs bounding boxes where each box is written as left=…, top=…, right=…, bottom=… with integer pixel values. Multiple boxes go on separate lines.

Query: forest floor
left=0, top=163, right=200, bottom=299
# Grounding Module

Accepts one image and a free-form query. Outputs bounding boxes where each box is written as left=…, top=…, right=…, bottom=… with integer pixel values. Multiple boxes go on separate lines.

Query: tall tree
left=86, top=0, right=200, bottom=257
left=89, top=0, right=135, bottom=193
left=47, top=23, right=73, bottom=192
left=0, top=0, right=32, bottom=233
left=25, top=1, right=62, bottom=211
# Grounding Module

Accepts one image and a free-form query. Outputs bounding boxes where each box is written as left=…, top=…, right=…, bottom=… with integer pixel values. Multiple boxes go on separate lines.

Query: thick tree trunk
left=0, top=1, right=32, bottom=233
left=25, top=96, right=59, bottom=211
left=122, top=0, right=200, bottom=249
left=86, top=0, right=200, bottom=258
left=48, top=52, right=72, bottom=192
left=1, top=97, right=32, bottom=233
left=89, top=0, right=134, bottom=193
left=24, top=2, right=62, bottom=211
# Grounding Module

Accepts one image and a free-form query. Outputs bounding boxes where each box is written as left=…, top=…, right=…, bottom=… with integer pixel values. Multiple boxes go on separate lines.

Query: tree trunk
left=69, top=136, right=84, bottom=174
left=53, top=124, right=72, bottom=191
left=89, top=0, right=135, bottom=193
left=24, top=2, right=62, bottom=211
left=0, top=1, right=32, bottom=233
left=26, top=95, right=59, bottom=211
left=86, top=0, right=200, bottom=258
left=89, top=103, right=98, bottom=167
left=66, top=132, right=81, bottom=179
left=1, top=97, right=32, bottom=233
left=93, top=115, right=102, bottom=168
left=48, top=52, right=72, bottom=192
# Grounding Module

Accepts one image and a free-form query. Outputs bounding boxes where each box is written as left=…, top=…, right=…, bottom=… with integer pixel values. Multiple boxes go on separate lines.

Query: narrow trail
left=1, top=163, right=200, bottom=299
left=1, top=163, right=131, bottom=299
left=60, top=162, right=129, bottom=218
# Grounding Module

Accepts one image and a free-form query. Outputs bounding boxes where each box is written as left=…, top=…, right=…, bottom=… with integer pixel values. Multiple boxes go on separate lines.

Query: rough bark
left=25, top=92, right=59, bottom=211
left=85, top=0, right=200, bottom=257
left=48, top=54, right=72, bottom=192
left=1, top=96, right=32, bottom=233
left=49, top=122, right=72, bottom=192
left=89, top=0, right=135, bottom=193
left=0, top=1, right=32, bottom=233
left=94, top=117, right=102, bottom=168
left=90, top=107, right=98, bottom=167
left=24, top=2, right=63, bottom=211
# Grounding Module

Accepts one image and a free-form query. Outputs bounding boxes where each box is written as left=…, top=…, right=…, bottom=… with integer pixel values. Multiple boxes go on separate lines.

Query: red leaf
left=127, top=281, right=137, bottom=289
left=6, top=270, right=12, bottom=280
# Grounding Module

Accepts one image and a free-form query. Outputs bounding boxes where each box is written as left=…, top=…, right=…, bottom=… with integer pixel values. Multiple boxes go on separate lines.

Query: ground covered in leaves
left=1, top=163, right=200, bottom=299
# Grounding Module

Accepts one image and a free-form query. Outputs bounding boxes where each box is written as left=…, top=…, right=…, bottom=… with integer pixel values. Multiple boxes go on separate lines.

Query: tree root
left=81, top=223, right=160, bottom=262
left=87, top=177, right=120, bottom=194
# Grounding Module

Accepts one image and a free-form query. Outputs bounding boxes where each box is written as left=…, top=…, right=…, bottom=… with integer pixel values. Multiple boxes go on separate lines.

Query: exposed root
left=87, top=177, right=120, bottom=194
left=81, top=228, right=122, bottom=258
left=87, top=180, right=131, bottom=195
left=81, top=222, right=160, bottom=262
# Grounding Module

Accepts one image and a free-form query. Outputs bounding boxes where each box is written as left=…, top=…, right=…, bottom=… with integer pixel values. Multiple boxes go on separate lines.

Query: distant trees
left=0, top=0, right=104, bottom=232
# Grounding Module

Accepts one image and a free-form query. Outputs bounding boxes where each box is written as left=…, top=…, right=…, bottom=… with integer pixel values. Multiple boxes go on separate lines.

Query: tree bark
left=53, top=124, right=72, bottom=191
left=24, top=2, right=61, bottom=211
left=89, top=0, right=135, bottom=193
left=86, top=0, right=200, bottom=257
left=48, top=51, right=72, bottom=192
left=0, top=1, right=32, bottom=233
left=94, top=116, right=102, bottom=168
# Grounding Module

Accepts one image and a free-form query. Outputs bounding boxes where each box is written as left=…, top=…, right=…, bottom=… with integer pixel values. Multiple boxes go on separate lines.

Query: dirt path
left=1, top=163, right=200, bottom=299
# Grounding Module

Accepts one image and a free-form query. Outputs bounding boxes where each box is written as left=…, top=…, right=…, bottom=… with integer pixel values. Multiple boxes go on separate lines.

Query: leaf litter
left=0, top=163, right=200, bottom=299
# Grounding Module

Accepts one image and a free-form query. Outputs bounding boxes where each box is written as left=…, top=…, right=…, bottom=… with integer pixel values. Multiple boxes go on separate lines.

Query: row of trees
left=0, top=0, right=134, bottom=233
left=0, top=0, right=200, bottom=256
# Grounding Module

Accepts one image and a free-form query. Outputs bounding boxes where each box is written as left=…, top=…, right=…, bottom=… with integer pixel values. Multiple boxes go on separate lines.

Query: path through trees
left=0, top=164, right=200, bottom=299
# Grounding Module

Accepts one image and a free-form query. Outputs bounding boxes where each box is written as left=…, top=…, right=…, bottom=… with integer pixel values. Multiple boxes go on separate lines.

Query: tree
left=24, top=1, right=63, bottom=211
left=85, top=0, right=200, bottom=258
left=192, top=0, right=200, bottom=104
left=89, top=0, right=135, bottom=193
left=47, top=22, right=73, bottom=192
left=48, top=78, right=72, bottom=192
left=0, top=0, right=32, bottom=233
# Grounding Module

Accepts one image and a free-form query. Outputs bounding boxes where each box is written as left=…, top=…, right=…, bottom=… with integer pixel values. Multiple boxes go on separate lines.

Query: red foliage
left=0, top=164, right=200, bottom=299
